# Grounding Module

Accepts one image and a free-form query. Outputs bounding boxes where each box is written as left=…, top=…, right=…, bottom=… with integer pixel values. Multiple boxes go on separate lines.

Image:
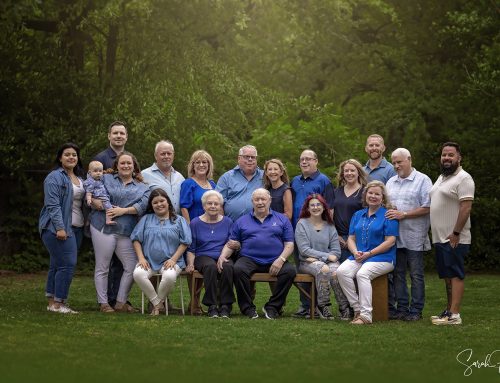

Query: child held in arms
left=84, top=160, right=115, bottom=225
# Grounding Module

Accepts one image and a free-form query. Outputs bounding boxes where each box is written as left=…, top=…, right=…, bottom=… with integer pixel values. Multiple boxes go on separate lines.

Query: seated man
left=217, top=188, right=296, bottom=319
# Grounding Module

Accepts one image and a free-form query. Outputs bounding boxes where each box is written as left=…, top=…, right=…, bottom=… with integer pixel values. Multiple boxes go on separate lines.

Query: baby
left=84, top=161, right=115, bottom=225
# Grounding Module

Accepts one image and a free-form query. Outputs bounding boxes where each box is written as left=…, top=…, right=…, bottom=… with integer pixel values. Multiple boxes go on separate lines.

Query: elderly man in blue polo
left=217, top=188, right=296, bottom=319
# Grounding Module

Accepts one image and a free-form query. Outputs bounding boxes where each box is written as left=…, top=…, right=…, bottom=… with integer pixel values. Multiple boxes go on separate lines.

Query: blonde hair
left=336, top=159, right=368, bottom=187
left=263, top=159, right=290, bottom=189
left=187, top=150, right=214, bottom=179
left=362, top=180, right=394, bottom=209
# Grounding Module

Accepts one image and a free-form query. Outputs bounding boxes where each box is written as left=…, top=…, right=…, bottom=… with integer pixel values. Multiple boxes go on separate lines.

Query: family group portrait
left=0, top=1, right=498, bottom=382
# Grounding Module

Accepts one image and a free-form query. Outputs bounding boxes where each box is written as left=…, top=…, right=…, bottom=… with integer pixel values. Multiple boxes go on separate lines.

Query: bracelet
left=279, top=256, right=287, bottom=262
left=369, top=250, right=373, bottom=256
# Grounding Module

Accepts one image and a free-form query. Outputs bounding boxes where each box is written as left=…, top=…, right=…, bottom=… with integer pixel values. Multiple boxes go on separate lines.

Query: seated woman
left=295, top=194, right=342, bottom=320
left=185, top=190, right=234, bottom=318
left=336, top=180, right=398, bottom=325
left=131, top=188, right=192, bottom=315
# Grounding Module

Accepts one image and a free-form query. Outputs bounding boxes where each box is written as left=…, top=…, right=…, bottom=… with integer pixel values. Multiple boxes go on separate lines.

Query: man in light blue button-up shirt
left=385, top=148, right=432, bottom=321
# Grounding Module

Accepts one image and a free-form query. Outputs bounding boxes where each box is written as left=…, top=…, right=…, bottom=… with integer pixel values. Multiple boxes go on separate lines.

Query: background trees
left=0, top=0, right=498, bottom=270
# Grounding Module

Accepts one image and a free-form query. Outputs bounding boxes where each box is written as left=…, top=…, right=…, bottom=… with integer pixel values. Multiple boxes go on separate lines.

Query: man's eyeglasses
left=300, top=157, right=316, bottom=162
left=240, top=155, right=257, bottom=161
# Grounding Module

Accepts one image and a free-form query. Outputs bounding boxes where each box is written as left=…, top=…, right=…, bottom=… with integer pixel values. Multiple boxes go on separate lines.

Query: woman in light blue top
left=89, top=151, right=150, bottom=313
left=40, top=143, right=85, bottom=314
left=132, top=188, right=192, bottom=315
left=180, top=150, right=216, bottom=223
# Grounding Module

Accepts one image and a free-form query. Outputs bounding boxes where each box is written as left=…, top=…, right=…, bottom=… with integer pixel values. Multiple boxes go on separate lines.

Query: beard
left=440, top=161, right=459, bottom=176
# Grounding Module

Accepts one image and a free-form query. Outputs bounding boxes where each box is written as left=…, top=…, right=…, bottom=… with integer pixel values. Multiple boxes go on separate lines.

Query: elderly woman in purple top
left=186, top=190, right=234, bottom=318
left=89, top=151, right=150, bottom=313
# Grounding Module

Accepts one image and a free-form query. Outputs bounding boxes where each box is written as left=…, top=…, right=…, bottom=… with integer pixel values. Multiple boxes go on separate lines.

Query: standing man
left=291, top=149, right=334, bottom=318
left=429, top=142, right=474, bottom=325
left=93, top=121, right=128, bottom=308
left=363, top=134, right=396, bottom=183
left=217, top=189, right=296, bottom=319
left=216, top=145, right=264, bottom=221
left=385, top=148, right=432, bottom=321
left=142, top=140, right=185, bottom=213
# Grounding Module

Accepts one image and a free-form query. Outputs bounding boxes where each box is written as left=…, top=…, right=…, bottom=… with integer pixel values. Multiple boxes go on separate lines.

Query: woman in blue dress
left=132, top=188, right=192, bottom=315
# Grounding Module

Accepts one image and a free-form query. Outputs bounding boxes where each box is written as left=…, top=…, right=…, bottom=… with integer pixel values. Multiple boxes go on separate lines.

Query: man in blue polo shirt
left=217, top=188, right=296, bottom=319
left=363, top=134, right=396, bottom=184
left=216, top=145, right=264, bottom=221
left=291, top=149, right=334, bottom=317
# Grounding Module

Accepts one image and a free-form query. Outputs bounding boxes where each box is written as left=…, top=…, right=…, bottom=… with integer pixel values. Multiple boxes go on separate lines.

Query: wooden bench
left=190, top=271, right=316, bottom=319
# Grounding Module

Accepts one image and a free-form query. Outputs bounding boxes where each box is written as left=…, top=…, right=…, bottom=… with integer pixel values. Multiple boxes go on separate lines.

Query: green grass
left=0, top=273, right=499, bottom=383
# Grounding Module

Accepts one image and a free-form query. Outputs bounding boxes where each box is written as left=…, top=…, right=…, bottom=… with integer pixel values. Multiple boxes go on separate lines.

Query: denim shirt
left=89, top=173, right=150, bottom=236
left=39, top=168, right=76, bottom=237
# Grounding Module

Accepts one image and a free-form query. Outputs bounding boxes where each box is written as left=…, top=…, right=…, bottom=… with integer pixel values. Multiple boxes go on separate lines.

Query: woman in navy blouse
left=39, top=143, right=85, bottom=314
left=89, top=151, right=150, bottom=313
left=185, top=190, right=234, bottom=318
left=180, top=150, right=216, bottom=223
left=131, top=188, right=192, bottom=315
left=336, top=180, right=398, bottom=324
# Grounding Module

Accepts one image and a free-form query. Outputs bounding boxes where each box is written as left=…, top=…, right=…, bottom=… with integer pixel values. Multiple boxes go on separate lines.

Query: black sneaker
left=403, top=313, right=423, bottom=321
left=245, top=307, right=259, bottom=319
left=430, top=309, right=451, bottom=321
left=262, top=306, right=279, bottom=320
left=207, top=305, right=219, bottom=318
left=317, top=305, right=334, bottom=320
left=389, top=311, right=407, bottom=320
left=292, top=306, right=309, bottom=318
left=219, top=305, right=231, bottom=318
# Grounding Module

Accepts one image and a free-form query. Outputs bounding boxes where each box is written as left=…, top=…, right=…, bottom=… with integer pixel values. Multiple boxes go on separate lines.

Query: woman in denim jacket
left=89, top=151, right=150, bottom=313
left=39, top=143, right=85, bottom=314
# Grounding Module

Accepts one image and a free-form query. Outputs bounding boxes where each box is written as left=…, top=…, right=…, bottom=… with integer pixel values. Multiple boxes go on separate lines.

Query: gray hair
left=154, top=140, right=174, bottom=154
left=251, top=188, right=271, bottom=199
left=391, top=147, right=411, bottom=160
left=201, top=190, right=224, bottom=206
left=238, top=145, right=258, bottom=156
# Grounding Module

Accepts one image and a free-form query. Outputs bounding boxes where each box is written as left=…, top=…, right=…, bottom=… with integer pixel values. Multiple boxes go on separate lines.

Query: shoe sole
left=262, top=307, right=277, bottom=320
left=433, top=320, right=462, bottom=325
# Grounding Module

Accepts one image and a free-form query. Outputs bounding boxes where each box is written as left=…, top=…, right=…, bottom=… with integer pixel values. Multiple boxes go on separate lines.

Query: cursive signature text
left=456, top=348, right=500, bottom=376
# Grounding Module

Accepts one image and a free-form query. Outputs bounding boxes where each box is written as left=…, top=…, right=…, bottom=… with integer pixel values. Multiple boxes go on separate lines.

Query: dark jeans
left=293, top=247, right=310, bottom=309
left=107, top=254, right=124, bottom=306
left=394, top=248, right=425, bottom=315
left=194, top=256, right=235, bottom=307
left=234, top=257, right=296, bottom=314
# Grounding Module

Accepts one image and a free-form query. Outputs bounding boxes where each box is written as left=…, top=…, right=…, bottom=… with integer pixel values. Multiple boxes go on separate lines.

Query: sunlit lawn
left=0, top=272, right=499, bottom=383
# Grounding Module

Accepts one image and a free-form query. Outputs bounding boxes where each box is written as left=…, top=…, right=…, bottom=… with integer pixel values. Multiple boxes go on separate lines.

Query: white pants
left=336, top=259, right=394, bottom=322
left=133, top=264, right=181, bottom=306
left=91, top=225, right=137, bottom=304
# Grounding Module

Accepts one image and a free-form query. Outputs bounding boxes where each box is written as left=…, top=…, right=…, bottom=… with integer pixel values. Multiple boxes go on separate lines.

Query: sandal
left=114, top=302, right=138, bottom=313
left=151, top=302, right=164, bottom=316
left=100, top=304, right=115, bottom=313
left=351, top=316, right=371, bottom=325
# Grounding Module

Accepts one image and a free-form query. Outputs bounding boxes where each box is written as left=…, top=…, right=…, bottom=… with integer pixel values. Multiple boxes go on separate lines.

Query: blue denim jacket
left=89, top=173, right=150, bottom=236
left=39, top=168, right=75, bottom=237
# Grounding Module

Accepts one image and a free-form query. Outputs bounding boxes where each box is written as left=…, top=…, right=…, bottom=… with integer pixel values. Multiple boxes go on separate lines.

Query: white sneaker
left=433, top=313, right=461, bottom=325
left=51, top=304, right=78, bottom=314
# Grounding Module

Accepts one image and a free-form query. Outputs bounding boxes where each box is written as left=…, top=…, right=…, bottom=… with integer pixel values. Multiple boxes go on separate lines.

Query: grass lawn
left=0, top=272, right=499, bottom=383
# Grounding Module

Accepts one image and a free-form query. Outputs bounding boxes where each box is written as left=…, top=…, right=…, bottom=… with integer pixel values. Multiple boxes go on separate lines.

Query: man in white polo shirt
left=429, top=142, right=474, bottom=325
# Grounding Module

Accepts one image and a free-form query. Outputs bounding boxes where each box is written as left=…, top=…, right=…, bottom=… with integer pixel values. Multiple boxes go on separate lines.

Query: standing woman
left=295, top=194, right=342, bottom=320
left=40, top=143, right=85, bottom=314
left=336, top=181, right=398, bottom=325
left=89, top=151, right=150, bottom=313
left=180, top=150, right=216, bottom=223
left=263, top=159, right=292, bottom=220
left=132, top=188, right=192, bottom=315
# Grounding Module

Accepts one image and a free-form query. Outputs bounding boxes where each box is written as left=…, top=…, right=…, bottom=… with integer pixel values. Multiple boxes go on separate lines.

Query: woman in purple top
left=180, top=150, right=216, bottom=223
left=263, top=159, right=292, bottom=220
left=186, top=190, right=234, bottom=318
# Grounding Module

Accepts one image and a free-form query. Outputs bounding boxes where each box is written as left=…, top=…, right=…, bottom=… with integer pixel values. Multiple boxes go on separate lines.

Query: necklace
left=361, top=214, right=375, bottom=246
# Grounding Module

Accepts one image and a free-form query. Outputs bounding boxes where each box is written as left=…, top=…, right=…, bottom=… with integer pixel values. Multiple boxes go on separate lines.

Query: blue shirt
left=216, top=166, right=264, bottom=221
left=89, top=173, right=150, bottom=236
left=291, top=171, right=334, bottom=227
left=363, top=158, right=396, bottom=184
left=348, top=207, right=399, bottom=264
left=180, top=178, right=217, bottom=220
left=230, top=210, right=294, bottom=265
left=93, top=147, right=119, bottom=170
left=39, top=168, right=79, bottom=236
left=188, top=216, right=233, bottom=259
left=130, top=214, right=192, bottom=270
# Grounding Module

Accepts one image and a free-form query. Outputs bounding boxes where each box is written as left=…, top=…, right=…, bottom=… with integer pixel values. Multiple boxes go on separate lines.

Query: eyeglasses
left=240, top=155, right=257, bottom=161
left=300, top=157, right=316, bottom=162
left=309, top=203, right=322, bottom=208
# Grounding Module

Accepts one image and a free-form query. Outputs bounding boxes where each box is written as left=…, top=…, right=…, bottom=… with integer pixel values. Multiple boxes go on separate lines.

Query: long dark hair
left=54, top=142, right=84, bottom=177
left=299, top=194, right=333, bottom=224
left=112, top=151, right=144, bottom=182
left=146, top=188, right=177, bottom=223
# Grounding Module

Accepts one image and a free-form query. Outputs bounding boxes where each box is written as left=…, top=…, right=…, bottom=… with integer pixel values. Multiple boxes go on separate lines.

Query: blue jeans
left=42, top=229, right=78, bottom=302
left=339, top=235, right=351, bottom=263
left=394, top=248, right=425, bottom=315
